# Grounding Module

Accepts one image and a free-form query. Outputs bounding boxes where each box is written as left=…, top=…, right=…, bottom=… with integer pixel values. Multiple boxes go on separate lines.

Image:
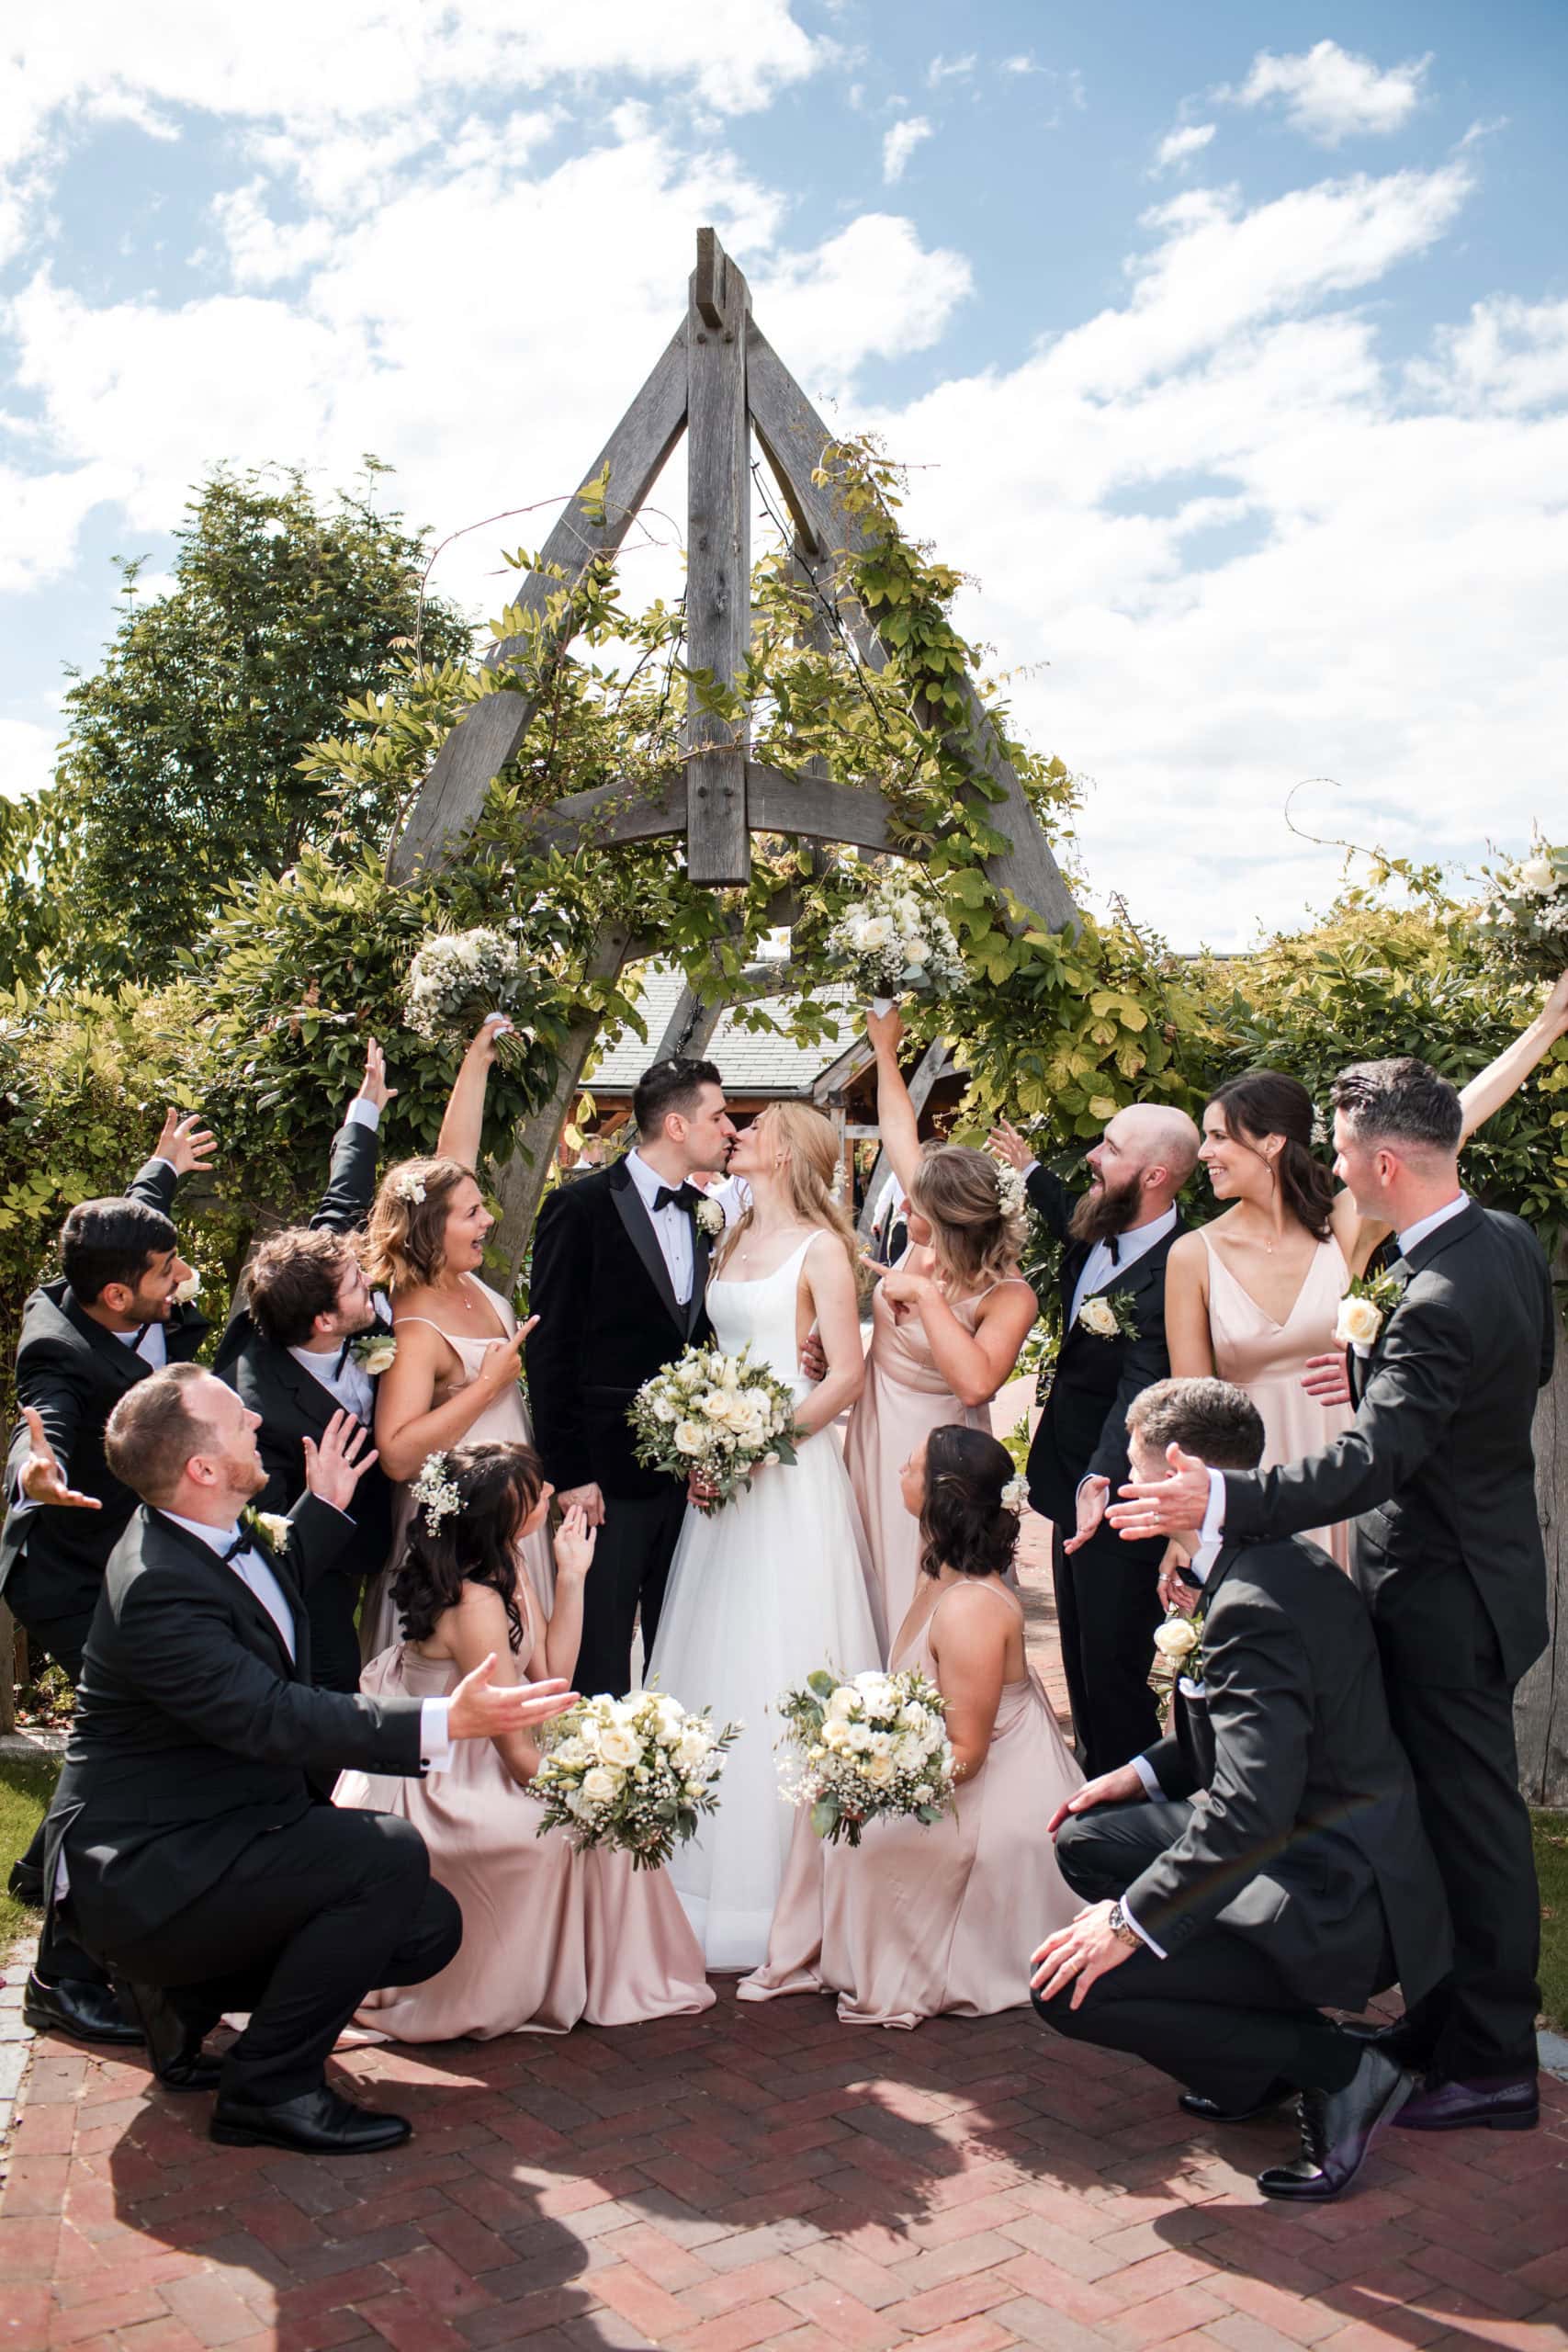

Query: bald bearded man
left=993, top=1104, right=1201, bottom=1775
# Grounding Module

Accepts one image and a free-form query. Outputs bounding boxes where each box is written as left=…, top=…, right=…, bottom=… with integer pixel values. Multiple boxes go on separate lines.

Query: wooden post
left=684, top=231, right=751, bottom=885
left=1516, top=1277, right=1568, bottom=1805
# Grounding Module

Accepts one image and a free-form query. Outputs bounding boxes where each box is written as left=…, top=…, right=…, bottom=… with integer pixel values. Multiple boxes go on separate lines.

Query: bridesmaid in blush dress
left=337, top=1441, right=714, bottom=2040
left=739, top=1425, right=1083, bottom=2029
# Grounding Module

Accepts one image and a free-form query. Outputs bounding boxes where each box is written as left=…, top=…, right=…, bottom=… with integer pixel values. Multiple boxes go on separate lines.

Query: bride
left=647, top=1102, right=884, bottom=1971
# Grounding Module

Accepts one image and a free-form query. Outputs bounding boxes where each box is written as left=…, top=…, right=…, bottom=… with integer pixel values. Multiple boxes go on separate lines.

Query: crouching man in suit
left=34, top=1364, right=575, bottom=2156
left=1032, top=1377, right=1450, bottom=2203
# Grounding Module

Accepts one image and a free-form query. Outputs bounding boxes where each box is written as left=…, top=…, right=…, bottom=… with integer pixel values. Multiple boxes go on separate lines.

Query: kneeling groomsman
left=1032, top=1378, right=1450, bottom=2203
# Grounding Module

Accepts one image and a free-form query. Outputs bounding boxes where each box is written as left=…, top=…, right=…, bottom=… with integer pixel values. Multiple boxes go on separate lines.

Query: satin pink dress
left=335, top=1594, right=715, bottom=2041
left=737, top=1584, right=1083, bottom=2029
left=843, top=1272, right=1031, bottom=1645
left=1201, top=1228, right=1355, bottom=1570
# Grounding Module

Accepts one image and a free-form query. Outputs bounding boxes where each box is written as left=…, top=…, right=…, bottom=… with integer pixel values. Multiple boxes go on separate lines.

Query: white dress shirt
left=1067, top=1204, right=1178, bottom=1329
left=626, top=1149, right=695, bottom=1306
left=288, top=1342, right=374, bottom=1424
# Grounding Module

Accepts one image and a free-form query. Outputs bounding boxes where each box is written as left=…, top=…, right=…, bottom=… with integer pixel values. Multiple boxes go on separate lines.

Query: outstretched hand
left=153, top=1108, right=217, bottom=1177
left=988, top=1118, right=1033, bottom=1175
left=448, top=1655, right=578, bottom=1741
left=355, top=1036, right=396, bottom=1114
left=1063, top=1475, right=1109, bottom=1555
left=17, top=1408, right=101, bottom=1511
left=554, top=1503, right=598, bottom=1580
left=866, top=1002, right=905, bottom=1056
left=301, top=1411, right=378, bottom=1512
left=1105, top=1444, right=1213, bottom=1542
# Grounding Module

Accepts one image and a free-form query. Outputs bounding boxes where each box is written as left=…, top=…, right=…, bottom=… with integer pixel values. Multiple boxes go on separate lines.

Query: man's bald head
left=1071, top=1101, right=1200, bottom=1247
left=1111, top=1104, right=1201, bottom=1197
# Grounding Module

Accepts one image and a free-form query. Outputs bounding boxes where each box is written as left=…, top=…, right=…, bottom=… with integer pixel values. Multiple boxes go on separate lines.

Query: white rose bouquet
left=1472, top=835, right=1568, bottom=978
left=402, top=926, right=533, bottom=1053
left=528, top=1690, right=740, bottom=1871
left=776, top=1667, right=956, bottom=1849
left=825, top=872, right=967, bottom=1012
left=629, top=1342, right=800, bottom=1514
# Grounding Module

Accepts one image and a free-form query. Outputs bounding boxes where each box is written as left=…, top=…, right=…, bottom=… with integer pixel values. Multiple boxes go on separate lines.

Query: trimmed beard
left=1068, top=1178, right=1145, bottom=1249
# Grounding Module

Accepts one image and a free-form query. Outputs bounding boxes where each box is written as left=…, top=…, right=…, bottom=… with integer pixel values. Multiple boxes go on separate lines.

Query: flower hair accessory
left=1001, top=1474, right=1030, bottom=1515
left=389, top=1168, right=427, bottom=1206
left=992, top=1159, right=1028, bottom=1224
left=412, top=1450, right=463, bottom=1534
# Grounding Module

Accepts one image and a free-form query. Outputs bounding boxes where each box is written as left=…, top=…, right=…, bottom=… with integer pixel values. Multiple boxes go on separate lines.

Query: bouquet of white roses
left=528, top=1690, right=740, bottom=1871
left=1471, top=836, right=1568, bottom=979
left=776, top=1667, right=955, bottom=1849
left=630, top=1342, right=800, bottom=1514
left=402, top=926, right=531, bottom=1046
left=825, top=872, right=967, bottom=1012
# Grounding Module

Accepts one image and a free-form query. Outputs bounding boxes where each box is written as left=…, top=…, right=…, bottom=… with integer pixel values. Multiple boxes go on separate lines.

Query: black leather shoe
left=210, top=2085, right=412, bottom=2154
left=118, top=1981, right=223, bottom=2094
left=23, top=1971, right=144, bottom=2047
left=1342, top=2018, right=1427, bottom=2068
left=1179, top=2077, right=1292, bottom=2124
left=1393, top=2074, right=1538, bottom=2133
left=1257, top=2048, right=1413, bottom=2201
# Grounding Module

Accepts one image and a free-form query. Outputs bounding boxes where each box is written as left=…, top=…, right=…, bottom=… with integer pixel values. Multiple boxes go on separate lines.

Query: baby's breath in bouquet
left=402, top=926, right=534, bottom=1057
left=776, top=1667, right=956, bottom=1849
left=825, top=871, right=967, bottom=1013
left=529, top=1690, right=740, bottom=1870
left=630, top=1342, right=800, bottom=1514
left=1471, top=836, right=1568, bottom=979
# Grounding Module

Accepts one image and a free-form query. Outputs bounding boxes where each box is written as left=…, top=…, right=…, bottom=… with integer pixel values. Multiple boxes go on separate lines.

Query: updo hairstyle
left=908, top=1143, right=1027, bottom=1294
left=390, top=1441, right=543, bottom=1653
left=363, top=1157, right=475, bottom=1290
left=918, top=1424, right=1022, bottom=1582
left=1207, top=1071, right=1337, bottom=1243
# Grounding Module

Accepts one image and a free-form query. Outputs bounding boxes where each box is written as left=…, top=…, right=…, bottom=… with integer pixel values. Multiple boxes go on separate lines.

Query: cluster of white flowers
left=630, top=1342, right=800, bottom=1513
left=826, top=873, right=967, bottom=1004
left=173, top=1269, right=203, bottom=1305
left=412, top=1450, right=463, bottom=1535
left=529, top=1690, right=740, bottom=1871
left=992, top=1158, right=1029, bottom=1227
left=403, top=927, right=525, bottom=1041
left=776, top=1667, right=956, bottom=1848
left=1472, top=836, right=1568, bottom=977
left=352, top=1329, right=399, bottom=1377
left=389, top=1168, right=427, bottom=1206
left=1001, top=1474, right=1030, bottom=1516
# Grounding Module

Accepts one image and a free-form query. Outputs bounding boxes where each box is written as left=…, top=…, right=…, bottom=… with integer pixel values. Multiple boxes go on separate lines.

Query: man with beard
left=993, top=1105, right=1200, bottom=1774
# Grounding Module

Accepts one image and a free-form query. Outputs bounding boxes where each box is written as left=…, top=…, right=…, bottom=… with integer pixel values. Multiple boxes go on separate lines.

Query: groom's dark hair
left=634, top=1056, right=722, bottom=1140
left=61, top=1196, right=178, bottom=1303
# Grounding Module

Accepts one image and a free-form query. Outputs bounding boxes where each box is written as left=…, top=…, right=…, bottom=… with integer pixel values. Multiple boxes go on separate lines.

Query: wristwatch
left=1106, top=1901, right=1141, bottom=1950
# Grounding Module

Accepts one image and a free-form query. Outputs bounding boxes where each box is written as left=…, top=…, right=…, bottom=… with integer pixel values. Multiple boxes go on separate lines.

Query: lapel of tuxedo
left=151, top=1510, right=303, bottom=1678
left=688, top=1220, right=713, bottom=1339
left=60, top=1287, right=156, bottom=1396
left=267, top=1343, right=335, bottom=1437
left=608, top=1160, right=686, bottom=1336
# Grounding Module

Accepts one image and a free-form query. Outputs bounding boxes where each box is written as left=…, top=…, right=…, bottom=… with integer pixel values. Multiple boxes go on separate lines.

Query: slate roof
left=588, top=960, right=861, bottom=1095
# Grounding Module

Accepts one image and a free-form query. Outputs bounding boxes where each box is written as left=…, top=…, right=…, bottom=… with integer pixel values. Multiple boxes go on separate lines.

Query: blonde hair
left=363, top=1158, right=478, bottom=1292
left=909, top=1144, right=1026, bottom=1295
left=716, top=1104, right=861, bottom=1285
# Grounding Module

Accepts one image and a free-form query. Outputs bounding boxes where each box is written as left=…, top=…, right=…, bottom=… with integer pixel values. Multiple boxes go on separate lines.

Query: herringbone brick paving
left=5, top=1514, right=1565, bottom=2352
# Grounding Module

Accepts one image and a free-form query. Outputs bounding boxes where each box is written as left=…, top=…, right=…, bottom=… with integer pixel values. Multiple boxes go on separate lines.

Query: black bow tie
left=131, top=1322, right=150, bottom=1349
left=653, top=1183, right=695, bottom=1215
left=1107, top=1237, right=1120, bottom=1266
left=222, top=1530, right=254, bottom=1565
left=333, top=1337, right=354, bottom=1378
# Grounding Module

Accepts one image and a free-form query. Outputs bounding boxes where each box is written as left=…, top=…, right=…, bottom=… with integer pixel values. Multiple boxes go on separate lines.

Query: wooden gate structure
left=389, top=229, right=1077, bottom=1262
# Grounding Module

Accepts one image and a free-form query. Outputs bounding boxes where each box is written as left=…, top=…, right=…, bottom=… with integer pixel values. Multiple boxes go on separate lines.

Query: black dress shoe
left=118, top=1981, right=223, bottom=2094
left=1342, top=2017, right=1427, bottom=2068
left=23, top=1971, right=144, bottom=2048
left=1179, top=2076, right=1292, bottom=2124
left=210, top=2085, right=412, bottom=2154
left=1393, top=2073, right=1539, bottom=2132
left=1258, top=2047, right=1413, bottom=2201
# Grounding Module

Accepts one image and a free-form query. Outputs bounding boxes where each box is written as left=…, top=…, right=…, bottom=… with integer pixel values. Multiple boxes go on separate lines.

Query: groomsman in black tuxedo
left=527, top=1057, right=737, bottom=1697
left=1034, top=1378, right=1451, bottom=2202
left=34, top=1365, right=574, bottom=2154
left=1112, top=1057, right=1556, bottom=2132
left=992, top=1105, right=1200, bottom=1774
left=215, top=1040, right=396, bottom=1692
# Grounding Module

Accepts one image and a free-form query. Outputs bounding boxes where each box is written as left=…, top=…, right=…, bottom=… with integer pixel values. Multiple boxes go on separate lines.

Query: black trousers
left=60, top=1808, right=460, bottom=2106
left=7, top=1570, right=105, bottom=1975
left=574, top=1486, right=687, bottom=1699
left=1038, top=1805, right=1359, bottom=2108
left=1051, top=1520, right=1165, bottom=1777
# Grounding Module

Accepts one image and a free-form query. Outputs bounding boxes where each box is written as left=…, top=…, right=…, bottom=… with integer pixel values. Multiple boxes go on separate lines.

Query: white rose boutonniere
left=353, top=1330, right=399, bottom=1376
left=1078, top=1293, right=1140, bottom=1341
left=1333, top=1269, right=1404, bottom=1359
left=243, top=1508, right=292, bottom=1558
left=695, top=1196, right=725, bottom=1239
left=1152, top=1616, right=1201, bottom=1665
left=173, top=1269, right=203, bottom=1305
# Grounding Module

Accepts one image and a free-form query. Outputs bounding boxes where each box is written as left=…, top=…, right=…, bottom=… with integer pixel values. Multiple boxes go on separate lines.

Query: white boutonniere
left=1078, top=1292, right=1140, bottom=1341
left=1152, top=1610, right=1205, bottom=1717
left=173, top=1269, right=202, bottom=1305
left=1333, top=1269, right=1404, bottom=1359
left=695, top=1197, right=725, bottom=1239
left=243, top=1507, right=291, bottom=1558
left=353, top=1329, right=398, bottom=1376
left=1001, top=1473, right=1030, bottom=1514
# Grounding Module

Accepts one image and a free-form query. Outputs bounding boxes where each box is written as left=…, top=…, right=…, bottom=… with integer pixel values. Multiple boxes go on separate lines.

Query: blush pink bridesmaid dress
left=737, top=1583, right=1084, bottom=2029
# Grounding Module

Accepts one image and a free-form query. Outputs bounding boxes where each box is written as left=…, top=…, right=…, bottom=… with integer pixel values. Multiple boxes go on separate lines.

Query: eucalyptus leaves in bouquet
left=1472, top=837, right=1568, bottom=978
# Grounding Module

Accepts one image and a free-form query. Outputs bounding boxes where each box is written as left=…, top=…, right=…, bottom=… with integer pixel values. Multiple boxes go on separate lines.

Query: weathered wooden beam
left=747, top=322, right=1078, bottom=936
left=512, top=771, right=688, bottom=859
left=685, top=232, right=750, bottom=885
left=746, top=762, right=894, bottom=852
left=390, top=322, right=690, bottom=883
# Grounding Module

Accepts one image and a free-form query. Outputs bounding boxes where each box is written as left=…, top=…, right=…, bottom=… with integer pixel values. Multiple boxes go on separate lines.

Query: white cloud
left=882, top=116, right=932, bottom=186
left=1151, top=123, right=1216, bottom=175
left=0, top=718, right=60, bottom=800
left=756, top=216, right=971, bottom=387
left=926, top=54, right=976, bottom=88
left=1222, top=40, right=1429, bottom=147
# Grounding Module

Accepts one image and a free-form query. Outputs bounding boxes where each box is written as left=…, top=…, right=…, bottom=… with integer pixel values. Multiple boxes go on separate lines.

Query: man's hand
left=1047, top=1760, right=1146, bottom=1837
left=448, top=1655, right=578, bottom=1741
left=1107, top=1444, right=1212, bottom=1542
left=355, top=1036, right=396, bottom=1115
left=301, top=1411, right=378, bottom=1512
left=1301, top=1350, right=1352, bottom=1407
left=557, top=1483, right=606, bottom=1529
left=17, top=1408, right=100, bottom=1511
left=799, top=1328, right=828, bottom=1385
left=988, top=1118, right=1033, bottom=1175
left=554, top=1504, right=598, bottom=1580
left=1063, top=1475, right=1110, bottom=1555
left=1157, top=1540, right=1200, bottom=1616
left=1030, top=1900, right=1137, bottom=2008
left=153, top=1108, right=217, bottom=1177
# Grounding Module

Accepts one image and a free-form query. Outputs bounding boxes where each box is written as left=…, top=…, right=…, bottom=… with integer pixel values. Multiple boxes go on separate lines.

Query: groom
left=527, top=1057, right=737, bottom=1696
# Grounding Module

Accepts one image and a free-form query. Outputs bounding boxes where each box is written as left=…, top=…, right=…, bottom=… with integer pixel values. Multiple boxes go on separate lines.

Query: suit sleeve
left=1124, top=1590, right=1313, bottom=1952
left=6, top=1342, right=90, bottom=1501
left=525, top=1186, right=593, bottom=1491
left=281, top=1490, right=358, bottom=1592
left=309, top=1118, right=379, bottom=1233
left=126, top=1159, right=178, bottom=1214
left=1140, top=1731, right=1194, bottom=1802
left=1083, top=1285, right=1170, bottom=1494
left=1223, top=1290, right=1472, bottom=1544
left=1025, top=1163, right=1077, bottom=1247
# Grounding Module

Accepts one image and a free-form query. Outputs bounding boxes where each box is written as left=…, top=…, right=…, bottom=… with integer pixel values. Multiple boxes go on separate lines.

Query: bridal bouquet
left=776, top=1667, right=955, bottom=1848
left=402, top=925, right=532, bottom=1045
left=1471, top=836, right=1568, bottom=978
left=529, top=1690, right=740, bottom=1871
left=825, top=872, right=967, bottom=1012
left=630, top=1343, right=800, bottom=1513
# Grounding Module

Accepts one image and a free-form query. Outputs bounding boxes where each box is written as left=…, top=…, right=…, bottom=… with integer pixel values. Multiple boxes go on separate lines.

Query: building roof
left=588, top=960, right=861, bottom=1096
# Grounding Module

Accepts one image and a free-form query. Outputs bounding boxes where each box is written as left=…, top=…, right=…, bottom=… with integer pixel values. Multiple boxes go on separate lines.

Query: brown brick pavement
left=4, top=1514, right=1566, bottom=2352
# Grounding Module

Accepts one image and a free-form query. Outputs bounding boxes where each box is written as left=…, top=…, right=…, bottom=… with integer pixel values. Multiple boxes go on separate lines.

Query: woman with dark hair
left=335, top=1441, right=714, bottom=2040
left=739, top=1425, right=1082, bottom=2028
left=1166, top=972, right=1568, bottom=1570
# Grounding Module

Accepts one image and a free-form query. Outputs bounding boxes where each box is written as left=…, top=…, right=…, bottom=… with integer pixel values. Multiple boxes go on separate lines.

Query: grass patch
left=0, top=1754, right=59, bottom=1955
left=1533, top=1810, right=1568, bottom=2032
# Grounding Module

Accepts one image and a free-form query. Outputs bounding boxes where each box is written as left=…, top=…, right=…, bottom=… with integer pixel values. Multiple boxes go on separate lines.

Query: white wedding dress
left=647, top=1234, right=885, bottom=1971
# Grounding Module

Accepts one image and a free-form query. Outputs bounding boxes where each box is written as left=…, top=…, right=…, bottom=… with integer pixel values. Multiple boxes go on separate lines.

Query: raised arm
left=310, top=1036, right=394, bottom=1232
left=436, top=1015, right=511, bottom=1170
left=865, top=1004, right=925, bottom=1202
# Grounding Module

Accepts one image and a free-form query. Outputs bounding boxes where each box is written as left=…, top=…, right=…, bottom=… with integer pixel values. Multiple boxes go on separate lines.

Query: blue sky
left=3, top=3, right=1565, bottom=947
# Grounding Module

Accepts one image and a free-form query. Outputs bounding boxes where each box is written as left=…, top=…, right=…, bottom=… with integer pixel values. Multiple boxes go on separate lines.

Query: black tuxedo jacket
left=0, top=1158, right=209, bottom=1619
left=47, top=1498, right=426, bottom=1953
left=1222, top=1202, right=1555, bottom=1685
left=1022, top=1161, right=1184, bottom=1528
left=527, top=1159, right=716, bottom=1498
left=1130, top=1532, right=1451, bottom=2011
